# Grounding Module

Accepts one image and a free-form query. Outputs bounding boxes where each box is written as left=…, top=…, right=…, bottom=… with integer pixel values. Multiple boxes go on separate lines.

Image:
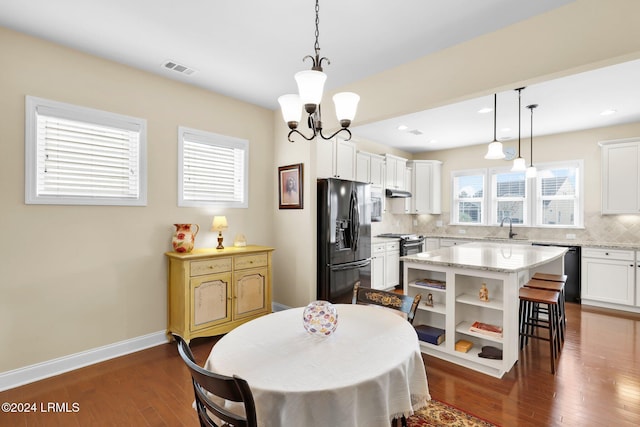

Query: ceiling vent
left=162, top=60, right=196, bottom=76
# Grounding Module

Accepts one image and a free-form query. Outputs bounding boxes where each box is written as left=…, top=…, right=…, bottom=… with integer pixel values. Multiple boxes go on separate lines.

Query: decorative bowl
left=302, top=300, right=338, bottom=337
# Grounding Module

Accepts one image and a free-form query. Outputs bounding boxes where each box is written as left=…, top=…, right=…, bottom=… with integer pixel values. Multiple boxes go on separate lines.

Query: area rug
left=406, top=399, right=498, bottom=427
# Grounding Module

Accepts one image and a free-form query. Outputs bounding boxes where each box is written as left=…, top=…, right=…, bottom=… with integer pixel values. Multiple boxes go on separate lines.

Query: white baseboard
left=0, top=331, right=168, bottom=392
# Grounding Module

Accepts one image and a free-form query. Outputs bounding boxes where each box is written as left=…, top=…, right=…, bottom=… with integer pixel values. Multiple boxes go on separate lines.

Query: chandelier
left=278, top=0, right=360, bottom=142
left=511, top=87, right=527, bottom=172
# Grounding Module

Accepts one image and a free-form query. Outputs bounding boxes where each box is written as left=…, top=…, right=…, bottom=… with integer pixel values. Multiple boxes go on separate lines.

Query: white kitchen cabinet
left=371, top=242, right=386, bottom=290
left=316, top=137, right=356, bottom=180
left=581, top=247, right=635, bottom=307
left=600, top=138, right=640, bottom=214
left=385, top=240, right=400, bottom=288
left=408, top=160, right=442, bottom=214
left=371, top=240, right=399, bottom=289
left=356, top=151, right=385, bottom=186
left=385, top=154, right=408, bottom=190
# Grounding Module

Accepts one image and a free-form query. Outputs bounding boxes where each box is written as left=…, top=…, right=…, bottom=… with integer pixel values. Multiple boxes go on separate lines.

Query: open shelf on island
left=417, top=301, right=446, bottom=314
left=456, top=293, right=503, bottom=310
left=455, top=320, right=503, bottom=344
left=409, top=280, right=447, bottom=293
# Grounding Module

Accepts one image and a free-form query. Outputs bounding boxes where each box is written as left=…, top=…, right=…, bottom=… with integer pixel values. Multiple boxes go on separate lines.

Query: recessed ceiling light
left=600, top=109, right=617, bottom=116
left=397, top=125, right=408, bottom=131
left=478, top=107, right=493, bottom=114
left=428, top=139, right=438, bottom=144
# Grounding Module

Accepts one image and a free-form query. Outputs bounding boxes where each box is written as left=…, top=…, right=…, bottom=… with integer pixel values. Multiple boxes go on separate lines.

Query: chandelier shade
left=512, top=157, right=527, bottom=172
left=484, top=93, right=505, bottom=160
left=333, top=92, right=360, bottom=126
left=295, top=70, right=327, bottom=112
left=278, top=94, right=303, bottom=126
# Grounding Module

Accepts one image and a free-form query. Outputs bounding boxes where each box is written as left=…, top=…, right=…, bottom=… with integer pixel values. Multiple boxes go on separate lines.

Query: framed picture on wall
left=278, top=163, right=303, bottom=209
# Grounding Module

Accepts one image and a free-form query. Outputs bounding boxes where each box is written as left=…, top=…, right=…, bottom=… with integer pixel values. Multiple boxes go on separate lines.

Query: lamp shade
left=278, top=94, right=302, bottom=124
left=211, top=216, right=228, bottom=231
left=511, top=157, right=527, bottom=172
left=295, top=70, right=327, bottom=107
left=526, top=166, right=538, bottom=179
left=333, top=92, right=360, bottom=123
left=484, top=141, right=506, bottom=159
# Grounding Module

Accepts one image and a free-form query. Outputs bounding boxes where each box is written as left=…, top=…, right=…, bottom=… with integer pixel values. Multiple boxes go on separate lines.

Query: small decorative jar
left=172, top=224, right=200, bottom=253
left=302, top=300, right=338, bottom=337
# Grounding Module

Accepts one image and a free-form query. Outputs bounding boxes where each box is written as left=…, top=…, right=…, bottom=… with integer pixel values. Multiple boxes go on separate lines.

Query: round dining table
left=204, top=303, right=430, bottom=427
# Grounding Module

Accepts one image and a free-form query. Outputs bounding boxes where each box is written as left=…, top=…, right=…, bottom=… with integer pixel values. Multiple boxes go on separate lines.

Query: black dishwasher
left=532, top=244, right=581, bottom=303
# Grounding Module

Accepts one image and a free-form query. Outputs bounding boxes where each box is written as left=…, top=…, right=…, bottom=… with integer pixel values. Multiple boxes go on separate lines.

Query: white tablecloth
left=204, top=304, right=430, bottom=427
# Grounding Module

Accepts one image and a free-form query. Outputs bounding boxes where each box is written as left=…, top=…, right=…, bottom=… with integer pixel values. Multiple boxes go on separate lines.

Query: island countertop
left=401, top=241, right=567, bottom=273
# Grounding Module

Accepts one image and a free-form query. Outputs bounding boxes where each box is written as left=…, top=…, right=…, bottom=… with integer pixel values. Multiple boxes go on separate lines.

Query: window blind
left=179, top=127, right=248, bottom=207
left=36, top=114, right=140, bottom=199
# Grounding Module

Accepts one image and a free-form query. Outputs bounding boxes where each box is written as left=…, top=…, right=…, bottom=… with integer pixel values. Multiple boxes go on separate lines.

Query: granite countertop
left=401, top=241, right=568, bottom=273
left=425, top=234, right=640, bottom=250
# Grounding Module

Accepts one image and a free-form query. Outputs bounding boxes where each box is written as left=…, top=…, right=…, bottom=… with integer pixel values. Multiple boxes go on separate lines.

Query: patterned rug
left=406, top=399, right=498, bottom=427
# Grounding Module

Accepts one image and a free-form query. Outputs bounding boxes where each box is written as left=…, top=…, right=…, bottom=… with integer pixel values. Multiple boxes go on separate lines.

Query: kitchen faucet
left=500, top=217, right=517, bottom=239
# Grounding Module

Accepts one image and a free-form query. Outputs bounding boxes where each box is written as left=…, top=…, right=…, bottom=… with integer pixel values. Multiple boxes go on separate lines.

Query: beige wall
left=0, top=27, right=275, bottom=372
left=272, top=0, right=640, bottom=308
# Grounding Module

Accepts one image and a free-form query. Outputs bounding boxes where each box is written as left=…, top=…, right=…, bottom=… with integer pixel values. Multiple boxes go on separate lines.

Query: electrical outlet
left=566, top=233, right=576, bottom=239
left=458, top=229, right=466, bottom=234
left=413, top=219, right=418, bottom=226
left=436, top=220, right=443, bottom=227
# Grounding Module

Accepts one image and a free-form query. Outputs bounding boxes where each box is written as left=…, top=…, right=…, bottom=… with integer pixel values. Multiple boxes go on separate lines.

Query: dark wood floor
left=1, top=303, right=639, bottom=426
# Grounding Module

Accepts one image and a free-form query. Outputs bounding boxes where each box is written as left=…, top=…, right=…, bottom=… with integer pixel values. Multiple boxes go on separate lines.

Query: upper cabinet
left=356, top=151, right=385, bottom=187
left=385, top=154, right=408, bottom=190
left=600, top=138, right=640, bottom=214
left=317, top=137, right=356, bottom=181
left=408, top=160, right=442, bottom=214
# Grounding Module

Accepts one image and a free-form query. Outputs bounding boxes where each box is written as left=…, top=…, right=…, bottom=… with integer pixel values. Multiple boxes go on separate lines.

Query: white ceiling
left=3, top=0, right=637, bottom=154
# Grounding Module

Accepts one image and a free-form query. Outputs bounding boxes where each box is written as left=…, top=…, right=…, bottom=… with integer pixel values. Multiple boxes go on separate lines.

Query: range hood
left=385, top=189, right=412, bottom=198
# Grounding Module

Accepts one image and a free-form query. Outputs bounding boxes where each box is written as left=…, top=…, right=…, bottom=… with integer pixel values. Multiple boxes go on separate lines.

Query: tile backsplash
left=373, top=212, right=640, bottom=245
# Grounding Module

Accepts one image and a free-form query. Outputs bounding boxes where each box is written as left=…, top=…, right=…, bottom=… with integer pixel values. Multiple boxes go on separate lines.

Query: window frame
left=178, top=126, right=249, bottom=208
left=450, top=160, right=584, bottom=228
left=451, top=169, right=486, bottom=225
left=25, top=95, right=147, bottom=206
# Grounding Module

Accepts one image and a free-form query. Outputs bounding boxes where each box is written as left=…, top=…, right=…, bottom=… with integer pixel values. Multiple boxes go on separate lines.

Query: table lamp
left=211, top=216, right=228, bottom=249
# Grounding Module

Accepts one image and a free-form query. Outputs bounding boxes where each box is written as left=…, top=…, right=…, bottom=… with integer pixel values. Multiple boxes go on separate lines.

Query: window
left=451, top=161, right=583, bottom=228
left=25, top=96, right=147, bottom=206
left=452, top=170, right=485, bottom=224
left=491, top=170, right=527, bottom=224
left=534, top=162, right=581, bottom=227
left=178, top=127, right=248, bottom=208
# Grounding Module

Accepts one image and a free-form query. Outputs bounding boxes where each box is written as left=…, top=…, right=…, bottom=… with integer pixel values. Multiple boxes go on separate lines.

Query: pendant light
left=525, top=104, right=538, bottom=178
left=484, top=93, right=505, bottom=159
left=278, top=0, right=359, bottom=143
left=511, top=87, right=527, bottom=172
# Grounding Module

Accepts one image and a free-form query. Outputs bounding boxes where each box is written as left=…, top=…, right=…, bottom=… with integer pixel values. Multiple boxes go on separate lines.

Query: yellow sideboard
left=165, top=245, right=274, bottom=342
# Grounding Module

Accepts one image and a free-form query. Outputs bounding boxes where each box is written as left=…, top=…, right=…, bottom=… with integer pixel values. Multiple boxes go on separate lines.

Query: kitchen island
left=402, top=242, right=567, bottom=378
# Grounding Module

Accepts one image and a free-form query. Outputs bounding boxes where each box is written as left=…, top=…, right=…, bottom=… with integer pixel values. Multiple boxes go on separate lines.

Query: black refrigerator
left=317, top=178, right=372, bottom=304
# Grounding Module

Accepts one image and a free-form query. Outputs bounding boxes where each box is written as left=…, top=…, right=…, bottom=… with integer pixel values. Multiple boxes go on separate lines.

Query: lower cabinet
left=581, top=247, right=637, bottom=310
left=371, top=240, right=400, bottom=290
left=166, top=245, right=274, bottom=342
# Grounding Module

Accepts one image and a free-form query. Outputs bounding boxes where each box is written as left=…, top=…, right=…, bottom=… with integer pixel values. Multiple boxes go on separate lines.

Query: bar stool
left=527, top=275, right=567, bottom=341
left=519, top=287, right=562, bottom=374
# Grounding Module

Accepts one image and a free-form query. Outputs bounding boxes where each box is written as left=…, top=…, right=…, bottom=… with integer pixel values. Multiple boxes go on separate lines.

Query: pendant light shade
left=484, top=93, right=506, bottom=159
left=511, top=87, right=527, bottom=172
left=525, top=103, right=539, bottom=178
left=512, top=157, right=527, bottom=172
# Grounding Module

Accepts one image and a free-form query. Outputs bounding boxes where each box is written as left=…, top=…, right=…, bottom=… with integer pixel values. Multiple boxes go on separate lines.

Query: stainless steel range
left=376, top=234, right=425, bottom=287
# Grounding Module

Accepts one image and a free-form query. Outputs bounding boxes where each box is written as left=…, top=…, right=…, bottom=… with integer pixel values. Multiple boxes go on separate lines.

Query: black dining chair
left=173, top=334, right=258, bottom=427
left=352, top=282, right=422, bottom=325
